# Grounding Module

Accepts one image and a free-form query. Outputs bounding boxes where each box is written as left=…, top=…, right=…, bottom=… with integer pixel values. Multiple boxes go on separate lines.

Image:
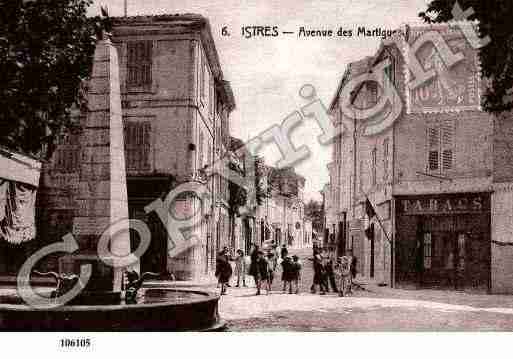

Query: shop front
left=395, top=192, right=491, bottom=291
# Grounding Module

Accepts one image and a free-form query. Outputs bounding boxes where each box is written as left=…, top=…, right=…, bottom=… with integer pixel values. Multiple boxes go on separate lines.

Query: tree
left=0, top=0, right=109, bottom=158
left=305, top=199, right=323, bottom=233
left=254, top=156, right=268, bottom=206
left=419, top=0, right=513, bottom=113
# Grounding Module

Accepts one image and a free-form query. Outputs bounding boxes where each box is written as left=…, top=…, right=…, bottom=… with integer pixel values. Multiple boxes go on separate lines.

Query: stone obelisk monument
left=66, top=33, right=134, bottom=303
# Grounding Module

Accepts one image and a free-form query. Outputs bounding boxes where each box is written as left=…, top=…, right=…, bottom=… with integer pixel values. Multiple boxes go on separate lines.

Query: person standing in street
left=325, top=256, right=338, bottom=293
left=215, top=247, right=232, bottom=295
left=234, top=249, right=247, bottom=287
left=415, top=240, right=424, bottom=288
left=281, top=256, right=294, bottom=294
left=249, top=245, right=262, bottom=294
left=310, top=249, right=327, bottom=295
left=349, top=251, right=357, bottom=294
left=266, top=252, right=276, bottom=287
left=259, top=251, right=273, bottom=294
left=336, top=256, right=352, bottom=297
left=292, top=255, right=302, bottom=294
left=281, top=244, right=288, bottom=259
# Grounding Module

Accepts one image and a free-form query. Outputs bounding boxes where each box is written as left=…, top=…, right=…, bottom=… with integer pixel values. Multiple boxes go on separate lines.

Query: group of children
left=247, top=248, right=303, bottom=295
left=280, top=255, right=302, bottom=294
left=310, top=249, right=356, bottom=297
left=216, top=246, right=356, bottom=297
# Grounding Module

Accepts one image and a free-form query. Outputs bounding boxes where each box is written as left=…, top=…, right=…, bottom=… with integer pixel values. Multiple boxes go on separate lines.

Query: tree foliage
left=254, top=156, right=268, bottom=206
left=228, top=153, right=247, bottom=215
left=419, top=0, right=513, bottom=113
left=304, top=199, right=323, bottom=233
left=0, top=0, right=108, bottom=158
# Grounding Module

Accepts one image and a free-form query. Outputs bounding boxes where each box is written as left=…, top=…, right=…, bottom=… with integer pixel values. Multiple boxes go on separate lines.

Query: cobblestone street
left=215, top=249, right=513, bottom=331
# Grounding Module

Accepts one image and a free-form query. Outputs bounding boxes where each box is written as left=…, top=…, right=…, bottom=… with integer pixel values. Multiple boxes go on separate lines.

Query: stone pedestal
left=69, top=36, right=134, bottom=300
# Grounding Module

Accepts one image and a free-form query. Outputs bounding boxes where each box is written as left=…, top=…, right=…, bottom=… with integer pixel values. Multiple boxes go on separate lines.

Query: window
left=427, top=119, right=454, bottom=172
left=359, top=160, right=363, bottom=193
left=207, top=140, right=212, bottom=166
left=428, top=126, right=440, bottom=171
left=198, top=131, right=204, bottom=170
left=124, top=121, right=151, bottom=171
left=127, top=41, right=152, bottom=88
left=384, top=57, right=395, bottom=85
left=367, top=82, right=378, bottom=107
left=371, top=148, right=377, bottom=186
left=423, top=233, right=432, bottom=269
left=209, top=78, right=214, bottom=117
left=200, top=55, right=205, bottom=100
left=441, top=120, right=454, bottom=170
left=383, top=138, right=389, bottom=181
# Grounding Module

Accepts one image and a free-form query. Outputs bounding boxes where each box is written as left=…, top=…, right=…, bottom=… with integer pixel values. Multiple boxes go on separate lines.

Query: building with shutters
left=255, top=166, right=310, bottom=250
left=327, top=23, right=513, bottom=293
left=33, top=14, right=236, bottom=281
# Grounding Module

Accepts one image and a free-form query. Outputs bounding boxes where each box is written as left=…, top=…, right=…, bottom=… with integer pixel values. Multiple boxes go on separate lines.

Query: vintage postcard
left=0, top=0, right=512, bottom=355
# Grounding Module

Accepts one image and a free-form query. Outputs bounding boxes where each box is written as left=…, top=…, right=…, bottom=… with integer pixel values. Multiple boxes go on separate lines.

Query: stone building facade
left=36, top=14, right=236, bottom=281
left=327, top=23, right=513, bottom=292
left=255, top=166, right=311, bottom=250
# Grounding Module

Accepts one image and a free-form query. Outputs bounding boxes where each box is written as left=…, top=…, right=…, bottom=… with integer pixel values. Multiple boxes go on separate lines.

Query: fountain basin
left=0, top=286, right=225, bottom=331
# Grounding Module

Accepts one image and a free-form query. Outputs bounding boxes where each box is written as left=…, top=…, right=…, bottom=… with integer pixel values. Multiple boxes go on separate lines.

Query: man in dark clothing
left=310, top=250, right=327, bottom=295
left=325, top=257, right=338, bottom=293
left=415, top=240, right=424, bottom=288
left=281, top=244, right=288, bottom=259
left=281, top=256, right=294, bottom=294
left=215, top=247, right=232, bottom=295
left=350, top=255, right=358, bottom=280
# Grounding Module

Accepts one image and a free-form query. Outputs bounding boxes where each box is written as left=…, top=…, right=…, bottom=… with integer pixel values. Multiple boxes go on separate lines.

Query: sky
left=91, top=0, right=428, bottom=201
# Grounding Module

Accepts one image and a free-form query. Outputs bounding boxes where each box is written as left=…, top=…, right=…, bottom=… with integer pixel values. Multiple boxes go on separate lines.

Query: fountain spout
left=124, top=271, right=160, bottom=304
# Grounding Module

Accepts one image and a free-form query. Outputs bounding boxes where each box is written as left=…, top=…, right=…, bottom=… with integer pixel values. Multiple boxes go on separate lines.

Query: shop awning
left=0, top=148, right=41, bottom=245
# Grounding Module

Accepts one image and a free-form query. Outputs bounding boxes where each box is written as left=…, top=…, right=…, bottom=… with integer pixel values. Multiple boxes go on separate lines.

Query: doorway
left=370, top=223, right=375, bottom=278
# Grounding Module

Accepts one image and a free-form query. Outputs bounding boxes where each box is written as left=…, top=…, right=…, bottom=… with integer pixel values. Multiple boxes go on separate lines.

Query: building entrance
left=395, top=193, right=491, bottom=291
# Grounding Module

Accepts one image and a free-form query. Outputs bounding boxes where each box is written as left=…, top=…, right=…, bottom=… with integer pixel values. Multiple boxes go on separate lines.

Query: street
left=218, top=249, right=513, bottom=331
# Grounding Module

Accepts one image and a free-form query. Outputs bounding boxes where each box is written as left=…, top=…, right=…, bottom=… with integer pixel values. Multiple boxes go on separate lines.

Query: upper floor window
left=127, top=41, right=152, bottom=88
left=124, top=121, right=151, bottom=171
left=209, top=78, right=215, bottom=117
left=367, top=82, right=378, bottom=107
left=198, top=131, right=204, bottom=170
left=200, top=55, right=205, bottom=100
left=383, top=138, right=389, bottom=181
left=359, top=160, right=364, bottom=193
left=427, top=119, right=454, bottom=172
left=384, top=56, right=395, bottom=85
left=371, top=148, right=377, bottom=186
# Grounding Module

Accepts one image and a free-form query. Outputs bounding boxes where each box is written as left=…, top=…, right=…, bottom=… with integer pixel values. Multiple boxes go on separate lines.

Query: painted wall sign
left=406, top=25, right=481, bottom=114
left=397, top=193, right=490, bottom=215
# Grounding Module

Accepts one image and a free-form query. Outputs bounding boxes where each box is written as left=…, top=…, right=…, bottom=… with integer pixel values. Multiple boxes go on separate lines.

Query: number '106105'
left=60, top=338, right=91, bottom=348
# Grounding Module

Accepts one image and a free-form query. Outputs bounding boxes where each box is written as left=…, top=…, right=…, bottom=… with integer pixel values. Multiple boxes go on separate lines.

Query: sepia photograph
left=0, top=0, right=512, bottom=354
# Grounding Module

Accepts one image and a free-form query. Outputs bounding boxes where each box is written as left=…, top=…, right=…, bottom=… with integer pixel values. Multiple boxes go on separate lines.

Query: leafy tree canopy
left=419, top=0, right=513, bottom=113
left=304, top=199, right=323, bottom=232
left=0, top=0, right=108, bottom=158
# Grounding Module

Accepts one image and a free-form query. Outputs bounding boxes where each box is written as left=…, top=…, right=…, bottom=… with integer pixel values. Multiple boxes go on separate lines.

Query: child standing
left=281, top=256, right=294, bottom=294
left=336, top=256, right=352, bottom=297
left=266, top=252, right=275, bottom=288
left=257, top=251, right=272, bottom=295
left=234, top=249, right=246, bottom=287
left=292, top=255, right=302, bottom=294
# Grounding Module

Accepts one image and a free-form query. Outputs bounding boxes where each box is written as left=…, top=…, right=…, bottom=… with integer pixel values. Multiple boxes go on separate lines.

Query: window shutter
left=198, top=131, right=204, bottom=169
left=371, top=148, right=377, bottom=186
left=127, top=41, right=152, bottom=88
left=441, top=119, right=454, bottom=170
left=383, top=138, right=389, bottom=181
left=427, top=125, right=439, bottom=171
left=124, top=121, right=151, bottom=171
